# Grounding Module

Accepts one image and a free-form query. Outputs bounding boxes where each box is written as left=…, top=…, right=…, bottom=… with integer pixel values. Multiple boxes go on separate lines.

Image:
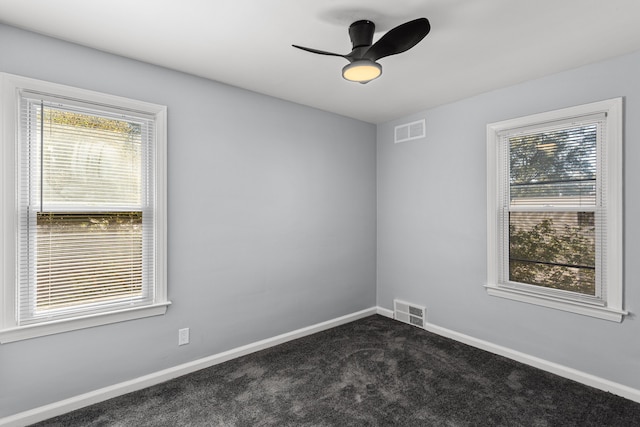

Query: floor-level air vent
left=394, top=119, right=425, bottom=143
left=394, top=299, right=425, bottom=328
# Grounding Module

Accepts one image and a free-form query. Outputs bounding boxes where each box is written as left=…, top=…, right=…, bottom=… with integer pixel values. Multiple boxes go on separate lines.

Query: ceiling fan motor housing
left=349, top=20, right=376, bottom=49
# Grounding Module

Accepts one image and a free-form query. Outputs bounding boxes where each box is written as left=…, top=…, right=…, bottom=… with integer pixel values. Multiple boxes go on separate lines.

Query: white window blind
left=17, top=92, right=156, bottom=324
left=498, top=115, right=605, bottom=305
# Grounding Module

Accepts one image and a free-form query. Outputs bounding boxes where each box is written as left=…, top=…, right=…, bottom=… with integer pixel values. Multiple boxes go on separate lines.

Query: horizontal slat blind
left=18, top=93, right=155, bottom=324
left=509, top=211, right=595, bottom=295
left=36, top=212, right=143, bottom=311
left=509, top=124, right=597, bottom=207
left=499, top=115, right=606, bottom=302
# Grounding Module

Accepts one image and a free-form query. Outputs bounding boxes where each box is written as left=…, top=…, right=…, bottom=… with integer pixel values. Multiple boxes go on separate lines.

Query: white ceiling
left=1, top=0, right=640, bottom=124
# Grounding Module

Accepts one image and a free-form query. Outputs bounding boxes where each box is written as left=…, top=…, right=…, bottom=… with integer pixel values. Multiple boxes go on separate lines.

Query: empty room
left=1, top=0, right=640, bottom=425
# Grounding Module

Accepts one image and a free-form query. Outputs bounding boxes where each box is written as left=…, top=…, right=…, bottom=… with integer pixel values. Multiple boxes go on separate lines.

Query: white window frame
left=0, top=73, right=169, bottom=343
left=486, top=98, right=625, bottom=322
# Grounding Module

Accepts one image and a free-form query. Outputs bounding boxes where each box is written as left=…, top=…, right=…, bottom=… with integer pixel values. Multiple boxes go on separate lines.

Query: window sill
left=485, top=284, right=627, bottom=322
left=0, top=301, right=171, bottom=344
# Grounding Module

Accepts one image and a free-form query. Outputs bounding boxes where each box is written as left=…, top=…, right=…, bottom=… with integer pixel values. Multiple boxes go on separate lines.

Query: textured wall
left=377, top=49, right=640, bottom=390
left=0, top=24, right=377, bottom=417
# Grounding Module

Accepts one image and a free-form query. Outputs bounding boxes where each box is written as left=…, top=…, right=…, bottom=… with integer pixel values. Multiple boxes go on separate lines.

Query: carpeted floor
left=33, top=315, right=640, bottom=426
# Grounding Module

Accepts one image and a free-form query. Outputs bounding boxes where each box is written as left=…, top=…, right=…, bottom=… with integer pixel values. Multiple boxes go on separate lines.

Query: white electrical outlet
left=178, top=328, right=189, bottom=346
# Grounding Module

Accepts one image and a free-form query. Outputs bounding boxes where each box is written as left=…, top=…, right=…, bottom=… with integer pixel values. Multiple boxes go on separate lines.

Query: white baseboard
left=419, top=318, right=640, bottom=404
left=0, top=307, right=377, bottom=427
left=376, top=306, right=394, bottom=318
left=4, top=305, right=639, bottom=426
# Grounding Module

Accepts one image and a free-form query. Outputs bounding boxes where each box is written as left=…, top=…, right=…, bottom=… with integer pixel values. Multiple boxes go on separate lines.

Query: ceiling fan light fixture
left=342, top=60, right=382, bottom=83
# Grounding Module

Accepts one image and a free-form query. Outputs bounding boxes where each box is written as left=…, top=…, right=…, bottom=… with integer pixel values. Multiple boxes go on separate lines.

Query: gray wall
left=0, top=24, right=377, bottom=417
left=377, top=49, right=640, bottom=390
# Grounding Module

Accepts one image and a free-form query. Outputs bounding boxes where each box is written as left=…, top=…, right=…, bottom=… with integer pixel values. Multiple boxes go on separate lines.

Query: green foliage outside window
left=509, top=215, right=596, bottom=295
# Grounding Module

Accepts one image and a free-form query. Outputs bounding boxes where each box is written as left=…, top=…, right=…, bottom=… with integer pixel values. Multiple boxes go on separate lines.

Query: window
left=1, top=73, right=168, bottom=343
left=486, top=98, right=625, bottom=322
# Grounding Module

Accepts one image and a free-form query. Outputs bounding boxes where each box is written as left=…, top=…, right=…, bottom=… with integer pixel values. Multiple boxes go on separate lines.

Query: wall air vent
left=394, top=119, right=426, bottom=143
left=393, top=299, right=425, bottom=328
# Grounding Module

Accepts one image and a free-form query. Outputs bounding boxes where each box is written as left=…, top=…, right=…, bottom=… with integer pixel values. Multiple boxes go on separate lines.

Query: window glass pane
left=509, top=212, right=595, bottom=295
left=40, top=106, right=142, bottom=209
left=36, top=212, right=143, bottom=311
left=509, top=125, right=597, bottom=206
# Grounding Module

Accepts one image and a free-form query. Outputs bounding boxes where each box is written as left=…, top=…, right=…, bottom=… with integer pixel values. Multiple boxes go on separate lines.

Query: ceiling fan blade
left=292, top=45, right=347, bottom=59
left=364, top=18, right=430, bottom=61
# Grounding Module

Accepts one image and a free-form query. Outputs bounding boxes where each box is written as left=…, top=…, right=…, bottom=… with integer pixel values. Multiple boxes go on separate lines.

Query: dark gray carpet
left=33, top=315, right=640, bottom=426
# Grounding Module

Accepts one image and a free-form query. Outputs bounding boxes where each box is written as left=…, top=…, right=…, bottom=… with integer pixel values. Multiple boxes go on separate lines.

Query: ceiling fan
left=292, top=18, right=431, bottom=84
